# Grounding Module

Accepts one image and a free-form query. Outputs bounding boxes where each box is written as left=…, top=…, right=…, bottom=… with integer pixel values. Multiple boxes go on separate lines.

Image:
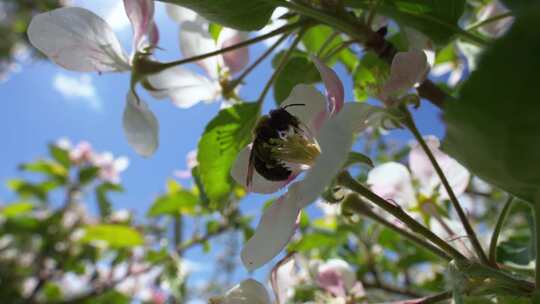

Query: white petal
left=218, top=28, right=250, bottom=74
left=367, top=162, right=416, bottom=209
left=213, top=279, right=271, bottom=304
left=231, top=146, right=291, bottom=194
left=147, top=66, right=220, bottom=108
left=281, top=84, right=327, bottom=132
left=291, top=103, right=381, bottom=209
left=180, top=20, right=219, bottom=78
left=122, top=93, right=159, bottom=157
left=124, top=0, right=157, bottom=51
left=381, top=49, right=429, bottom=99
left=409, top=136, right=470, bottom=199
left=241, top=197, right=300, bottom=271
left=166, top=4, right=198, bottom=23
left=28, top=7, right=129, bottom=73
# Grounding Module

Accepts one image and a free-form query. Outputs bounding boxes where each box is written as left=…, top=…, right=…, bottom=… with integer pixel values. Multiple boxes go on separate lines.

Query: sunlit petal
left=28, top=7, right=130, bottom=72
left=124, top=0, right=158, bottom=51
left=147, top=66, right=220, bottom=108
left=292, top=103, right=381, bottom=209
left=122, top=93, right=159, bottom=157
left=241, top=197, right=300, bottom=271
left=281, top=84, right=327, bottom=132
left=179, top=20, right=219, bottom=78
left=367, top=162, right=416, bottom=208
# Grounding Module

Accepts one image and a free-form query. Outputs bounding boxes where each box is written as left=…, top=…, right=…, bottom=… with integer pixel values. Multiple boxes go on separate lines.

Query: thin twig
left=488, top=196, right=513, bottom=265
left=256, top=27, right=308, bottom=106
left=225, top=32, right=290, bottom=95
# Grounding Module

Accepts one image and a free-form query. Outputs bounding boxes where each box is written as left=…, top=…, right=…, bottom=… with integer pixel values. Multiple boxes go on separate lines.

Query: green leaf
left=209, top=23, right=223, bottom=42
left=353, top=52, right=389, bottom=101
left=162, top=1, right=275, bottom=30
left=1, top=202, right=33, bottom=217
left=197, top=103, right=259, bottom=206
left=345, top=0, right=467, bottom=44
left=19, top=160, right=67, bottom=178
left=442, top=8, right=540, bottom=203
left=49, top=144, right=71, bottom=169
left=96, top=183, right=123, bottom=218
left=344, top=152, right=374, bottom=168
left=301, top=25, right=357, bottom=72
left=78, top=166, right=100, bottom=185
left=147, top=190, right=198, bottom=217
left=274, top=56, right=321, bottom=105
left=81, top=224, right=143, bottom=248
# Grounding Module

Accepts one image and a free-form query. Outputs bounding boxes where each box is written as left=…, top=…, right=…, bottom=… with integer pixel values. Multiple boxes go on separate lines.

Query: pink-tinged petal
left=218, top=28, right=250, bottom=74
left=180, top=20, right=219, bottom=78
left=241, top=197, right=301, bottom=271
left=28, top=7, right=130, bottom=73
left=124, top=0, right=157, bottom=51
left=146, top=66, right=221, bottom=108
left=231, top=146, right=292, bottom=194
left=367, top=162, right=416, bottom=209
left=165, top=4, right=198, bottom=23
left=380, top=50, right=429, bottom=100
left=281, top=84, right=327, bottom=132
left=312, top=56, right=344, bottom=114
left=318, top=259, right=356, bottom=291
left=210, top=279, right=271, bottom=304
left=477, top=1, right=513, bottom=38
left=291, top=103, right=381, bottom=209
left=409, top=136, right=470, bottom=199
left=122, top=92, right=159, bottom=157
left=316, top=268, right=346, bottom=297
left=404, top=27, right=435, bottom=67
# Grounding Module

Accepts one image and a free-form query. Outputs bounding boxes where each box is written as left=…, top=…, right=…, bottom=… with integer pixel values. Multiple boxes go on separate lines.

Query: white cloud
left=53, top=73, right=102, bottom=111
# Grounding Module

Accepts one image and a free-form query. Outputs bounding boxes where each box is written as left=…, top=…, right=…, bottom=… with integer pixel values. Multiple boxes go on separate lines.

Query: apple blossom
left=174, top=149, right=198, bottom=179
left=367, top=136, right=473, bottom=249
left=315, top=259, right=365, bottom=300
left=158, top=4, right=250, bottom=108
left=28, top=1, right=165, bottom=157
left=233, top=58, right=383, bottom=270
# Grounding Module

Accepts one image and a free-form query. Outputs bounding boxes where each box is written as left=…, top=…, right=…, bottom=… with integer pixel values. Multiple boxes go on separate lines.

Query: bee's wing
left=246, top=146, right=256, bottom=191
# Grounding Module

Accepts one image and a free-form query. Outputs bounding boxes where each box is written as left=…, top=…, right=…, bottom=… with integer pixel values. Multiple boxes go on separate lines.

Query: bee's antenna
left=282, top=103, right=305, bottom=109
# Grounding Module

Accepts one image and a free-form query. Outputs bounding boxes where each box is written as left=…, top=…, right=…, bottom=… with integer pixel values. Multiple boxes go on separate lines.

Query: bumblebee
left=246, top=104, right=319, bottom=187
left=246, top=104, right=307, bottom=188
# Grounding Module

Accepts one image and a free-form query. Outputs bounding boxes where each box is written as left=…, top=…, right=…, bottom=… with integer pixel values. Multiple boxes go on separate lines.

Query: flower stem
left=534, top=202, right=540, bottom=289
left=344, top=194, right=451, bottom=261
left=256, top=27, right=307, bottom=106
left=467, top=12, right=513, bottom=32
left=337, top=171, right=466, bottom=260
left=224, top=32, right=290, bottom=96
left=402, top=109, right=491, bottom=266
left=158, top=21, right=305, bottom=71
left=489, top=196, right=513, bottom=265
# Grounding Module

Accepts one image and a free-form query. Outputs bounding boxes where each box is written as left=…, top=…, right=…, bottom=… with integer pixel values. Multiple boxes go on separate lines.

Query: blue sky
left=0, top=1, right=446, bottom=301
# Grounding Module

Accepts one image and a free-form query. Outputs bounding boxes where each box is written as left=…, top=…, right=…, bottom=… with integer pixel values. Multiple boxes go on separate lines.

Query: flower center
left=268, top=126, right=321, bottom=168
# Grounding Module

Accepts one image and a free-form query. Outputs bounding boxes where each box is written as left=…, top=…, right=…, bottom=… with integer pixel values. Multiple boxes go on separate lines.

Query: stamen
left=269, top=131, right=321, bottom=167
